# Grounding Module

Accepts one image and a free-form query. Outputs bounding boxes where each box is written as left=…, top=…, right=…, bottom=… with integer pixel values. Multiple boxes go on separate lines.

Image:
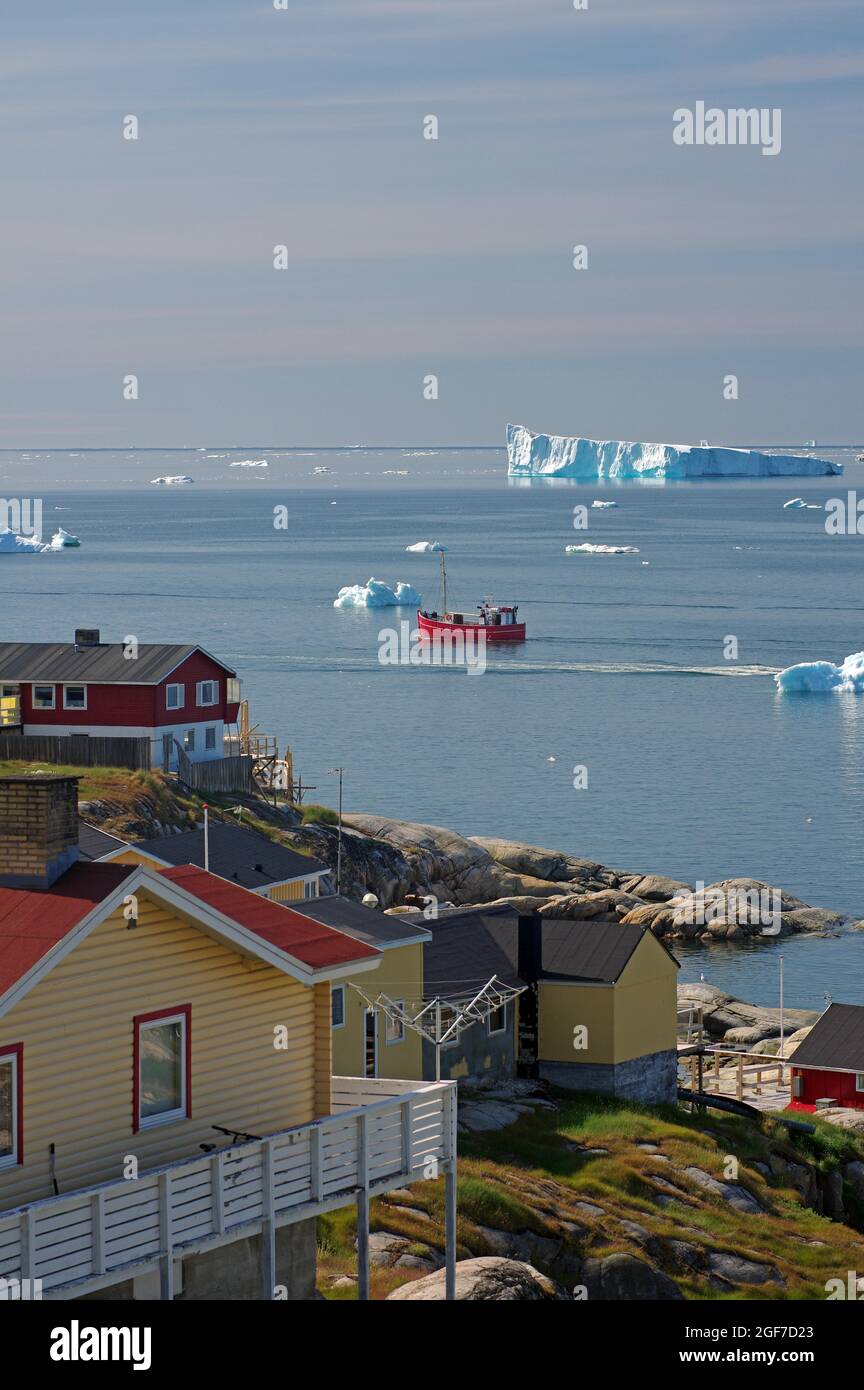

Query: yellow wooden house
left=0, top=776, right=457, bottom=1301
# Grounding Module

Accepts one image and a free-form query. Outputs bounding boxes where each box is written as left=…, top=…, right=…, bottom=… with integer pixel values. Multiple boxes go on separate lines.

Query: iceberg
left=776, top=652, right=864, bottom=694
left=507, top=423, right=842, bottom=480
left=591, top=500, right=618, bottom=508
left=230, top=459, right=268, bottom=468
left=151, top=475, right=194, bottom=485
left=405, top=541, right=445, bottom=553
left=49, top=528, right=80, bottom=548
left=565, top=543, right=639, bottom=555
left=0, top=528, right=51, bottom=553
left=333, top=577, right=422, bottom=609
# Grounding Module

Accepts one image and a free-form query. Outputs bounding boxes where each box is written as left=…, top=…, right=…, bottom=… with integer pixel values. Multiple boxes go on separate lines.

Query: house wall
left=331, top=943, right=423, bottom=1081
left=0, top=890, right=330, bottom=1210
left=538, top=982, right=616, bottom=1064
left=422, top=1000, right=519, bottom=1084
left=792, top=1066, right=864, bottom=1110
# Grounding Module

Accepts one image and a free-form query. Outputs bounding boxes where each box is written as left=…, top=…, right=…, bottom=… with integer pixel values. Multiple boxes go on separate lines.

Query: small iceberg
left=333, top=578, right=422, bottom=609
left=0, top=528, right=51, bottom=553
left=230, top=459, right=268, bottom=468
left=507, top=423, right=842, bottom=479
left=151, top=475, right=194, bottom=485
left=565, top=543, right=640, bottom=555
left=776, top=652, right=864, bottom=694
left=783, top=498, right=808, bottom=509
left=405, top=541, right=445, bottom=553
left=49, top=528, right=80, bottom=548
left=591, top=500, right=618, bottom=508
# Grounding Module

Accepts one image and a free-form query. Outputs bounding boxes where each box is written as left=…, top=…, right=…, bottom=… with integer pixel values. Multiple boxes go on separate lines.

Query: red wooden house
left=0, top=630, right=241, bottom=769
left=789, top=1002, right=864, bottom=1111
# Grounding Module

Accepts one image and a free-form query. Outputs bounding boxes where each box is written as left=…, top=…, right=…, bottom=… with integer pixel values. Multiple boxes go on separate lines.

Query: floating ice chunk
left=333, top=577, right=422, bottom=609
left=405, top=541, right=445, bottom=553
left=230, top=459, right=268, bottom=468
left=591, top=500, right=618, bottom=508
left=783, top=498, right=808, bottom=509
left=49, top=528, right=80, bottom=548
left=507, top=423, right=842, bottom=479
left=151, top=475, right=194, bottom=485
left=565, top=543, right=640, bottom=555
left=775, top=651, right=864, bottom=693
left=0, top=528, right=52, bottom=553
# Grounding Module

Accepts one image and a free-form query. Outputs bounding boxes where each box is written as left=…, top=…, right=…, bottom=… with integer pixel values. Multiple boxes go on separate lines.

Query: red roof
left=0, top=862, right=134, bottom=998
left=159, top=864, right=380, bottom=971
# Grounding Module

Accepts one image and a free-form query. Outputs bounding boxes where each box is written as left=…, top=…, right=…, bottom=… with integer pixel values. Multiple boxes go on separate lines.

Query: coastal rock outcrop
left=386, top=1256, right=569, bottom=1301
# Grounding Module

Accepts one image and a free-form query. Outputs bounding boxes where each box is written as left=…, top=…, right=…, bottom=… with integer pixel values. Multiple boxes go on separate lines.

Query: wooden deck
left=0, top=1077, right=457, bottom=1300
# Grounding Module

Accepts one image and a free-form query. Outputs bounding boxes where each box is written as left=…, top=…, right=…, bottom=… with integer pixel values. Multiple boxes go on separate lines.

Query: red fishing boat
left=417, top=552, right=526, bottom=643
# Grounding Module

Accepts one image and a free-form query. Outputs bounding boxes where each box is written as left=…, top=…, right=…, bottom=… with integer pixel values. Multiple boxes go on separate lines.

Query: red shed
left=0, top=630, right=241, bottom=769
left=789, top=1002, right=864, bottom=1112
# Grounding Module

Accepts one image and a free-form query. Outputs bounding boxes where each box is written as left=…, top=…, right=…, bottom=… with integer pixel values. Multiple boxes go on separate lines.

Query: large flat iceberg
left=507, top=423, right=842, bottom=480
left=775, top=652, right=864, bottom=694
left=333, top=577, right=421, bottom=609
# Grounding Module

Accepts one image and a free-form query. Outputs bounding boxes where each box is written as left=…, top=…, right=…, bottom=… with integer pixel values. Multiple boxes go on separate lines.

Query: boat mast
left=440, top=549, right=448, bottom=614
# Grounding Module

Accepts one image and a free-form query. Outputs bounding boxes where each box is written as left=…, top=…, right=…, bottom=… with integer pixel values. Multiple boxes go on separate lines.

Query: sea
left=2, top=442, right=864, bottom=1012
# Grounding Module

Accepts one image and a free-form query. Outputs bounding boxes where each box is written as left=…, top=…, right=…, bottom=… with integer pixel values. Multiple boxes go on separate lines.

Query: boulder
left=538, top=889, right=642, bottom=921
left=617, top=873, right=692, bottom=901
left=684, top=1167, right=765, bottom=1215
left=581, top=1253, right=683, bottom=1301
left=707, top=1252, right=782, bottom=1285
left=386, top=1256, right=569, bottom=1301
left=469, top=837, right=602, bottom=884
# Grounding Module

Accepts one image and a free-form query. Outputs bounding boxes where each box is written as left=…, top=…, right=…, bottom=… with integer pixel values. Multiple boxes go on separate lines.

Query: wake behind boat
left=417, top=551, right=526, bottom=643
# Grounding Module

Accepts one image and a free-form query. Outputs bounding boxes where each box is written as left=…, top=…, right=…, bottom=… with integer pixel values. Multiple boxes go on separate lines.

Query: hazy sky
left=1, top=0, right=862, bottom=447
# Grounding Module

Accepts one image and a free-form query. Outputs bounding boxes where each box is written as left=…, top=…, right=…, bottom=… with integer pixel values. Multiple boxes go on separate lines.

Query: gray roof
left=421, top=907, right=524, bottom=997
left=297, top=896, right=431, bottom=949
left=133, top=823, right=326, bottom=888
left=78, top=821, right=131, bottom=861
left=0, top=642, right=235, bottom=684
left=789, top=1003, right=864, bottom=1072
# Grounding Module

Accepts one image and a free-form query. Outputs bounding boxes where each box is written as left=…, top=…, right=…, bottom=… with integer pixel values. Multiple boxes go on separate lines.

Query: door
left=364, top=1009, right=378, bottom=1079
left=162, top=733, right=174, bottom=770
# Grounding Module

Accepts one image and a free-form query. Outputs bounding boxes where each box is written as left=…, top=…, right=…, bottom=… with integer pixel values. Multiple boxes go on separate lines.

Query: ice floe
left=405, top=541, right=445, bottom=553
left=775, top=652, right=864, bottom=693
left=333, top=578, right=422, bottom=609
left=230, top=459, right=268, bottom=468
left=565, top=543, right=640, bottom=555
left=591, top=500, right=619, bottom=508
left=507, top=423, right=842, bottom=479
left=50, top=528, right=80, bottom=548
left=151, top=475, right=194, bottom=485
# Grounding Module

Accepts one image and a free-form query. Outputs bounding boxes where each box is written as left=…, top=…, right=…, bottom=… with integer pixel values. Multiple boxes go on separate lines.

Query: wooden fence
left=0, top=731, right=151, bottom=771
left=173, top=741, right=255, bottom=794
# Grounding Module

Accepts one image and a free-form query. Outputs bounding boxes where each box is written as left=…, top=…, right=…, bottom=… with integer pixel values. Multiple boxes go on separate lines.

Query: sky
left=1, top=0, right=862, bottom=447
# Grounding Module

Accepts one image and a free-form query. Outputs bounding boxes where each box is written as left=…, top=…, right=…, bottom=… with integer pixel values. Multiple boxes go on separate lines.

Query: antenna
left=440, top=550, right=448, bottom=614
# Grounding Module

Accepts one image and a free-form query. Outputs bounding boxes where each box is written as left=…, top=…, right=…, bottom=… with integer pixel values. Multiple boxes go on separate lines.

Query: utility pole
left=328, top=767, right=344, bottom=894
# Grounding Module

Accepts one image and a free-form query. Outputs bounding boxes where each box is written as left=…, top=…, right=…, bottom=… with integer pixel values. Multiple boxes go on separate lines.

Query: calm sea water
left=2, top=444, right=864, bottom=1010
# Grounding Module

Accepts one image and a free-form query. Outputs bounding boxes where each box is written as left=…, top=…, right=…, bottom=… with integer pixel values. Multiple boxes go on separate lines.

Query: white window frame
left=303, top=879, right=319, bottom=900
left=165, top=683, right=184, bottom=710
left=184, top=728, right=195, bottom=752
left=487, top=1002, right=507, bottom=1036
left=226, top=678, right=241, bottom=704
left=0, top=1048, right=20, bottom=1171
left=62, top=684, right=87, bottom=711
left=31, top=684, right=55, bottom=710
left=385, top=1001, right=405, bottom=1046
left=331, top=985, right=346, bottom=1030
left=196, top=680, right=218, bottom=707
left=137, top=1012, right=188, bottom=1131
left=856, top=1074, right=864, bottom=1093
left=204, top=726, right=216, bottom=750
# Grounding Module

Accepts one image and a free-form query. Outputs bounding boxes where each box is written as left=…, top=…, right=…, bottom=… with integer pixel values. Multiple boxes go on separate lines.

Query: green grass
left=297, top=803, right=338, bottom=826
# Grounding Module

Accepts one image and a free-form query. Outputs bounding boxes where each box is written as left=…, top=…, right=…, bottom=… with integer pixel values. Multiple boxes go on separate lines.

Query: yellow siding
left=0, top=891, right=323, bottom=1209
left=331, top=943, right=424, bottom=1081
left=538, top=982, right=616, bottom=1065
left=109, top=848, right=168, bottom=871
left=268, top=880, right=305, bottom=903
left=613, top=932, right=677, bottom=1062
left=538, top=933, right=677, bottom=1066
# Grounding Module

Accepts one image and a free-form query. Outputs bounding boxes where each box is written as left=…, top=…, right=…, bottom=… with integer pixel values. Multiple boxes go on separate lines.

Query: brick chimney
left=0, top=775, right=80, bottom=890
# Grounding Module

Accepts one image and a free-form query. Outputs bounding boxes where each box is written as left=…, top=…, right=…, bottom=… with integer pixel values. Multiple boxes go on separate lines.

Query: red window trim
left=132, top=1005, right=191, bottom=1134
left=0, top=1042, right=24, bottom=1166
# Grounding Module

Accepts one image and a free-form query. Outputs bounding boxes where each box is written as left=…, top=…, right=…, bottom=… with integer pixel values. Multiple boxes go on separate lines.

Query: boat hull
left=417, top=611, right=526, bottom=643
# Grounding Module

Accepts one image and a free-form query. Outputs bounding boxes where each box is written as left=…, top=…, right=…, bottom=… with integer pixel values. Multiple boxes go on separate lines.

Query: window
left=196, top=680, right=218, bottom=707
left=487, top=1002, right=507, bottom=1036
left=331, top=986, right=345, bottom=1029
left=0, top=1044, right=22, bottom=1169
left=204, top=726, right=216, bottom=750
left=304, top=879, right=319, bottom=900
left=440, top=1006, right=459, bottom=1048
left=226, top=678, right=241, bottom=704
left=165, top=683, right=184, bottom=710
left=32, top=684, right=55, bottom=710
left=856, top=1074, right=864, bottom=1093
left=184, top=729, right=195, bottom=751
left=134, top=1007, right=190, bottom=1131
left=385, top=1003, right=405, bottom=1045
left=63, top=684, right=87, bottom=710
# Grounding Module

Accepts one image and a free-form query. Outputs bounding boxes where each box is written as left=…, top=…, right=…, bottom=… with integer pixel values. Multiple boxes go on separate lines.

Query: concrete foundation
left=539, top=1048, right=677, bottom=1106
left=81, top=1217, right=318, bottom=1301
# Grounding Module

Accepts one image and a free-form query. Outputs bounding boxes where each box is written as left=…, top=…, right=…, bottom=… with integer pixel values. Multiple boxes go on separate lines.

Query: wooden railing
left=173, top=739, right=255, bottom=793
left=0, top=1078, right=456, bottom=1300
left=0, top=731, right=150, bottom=770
